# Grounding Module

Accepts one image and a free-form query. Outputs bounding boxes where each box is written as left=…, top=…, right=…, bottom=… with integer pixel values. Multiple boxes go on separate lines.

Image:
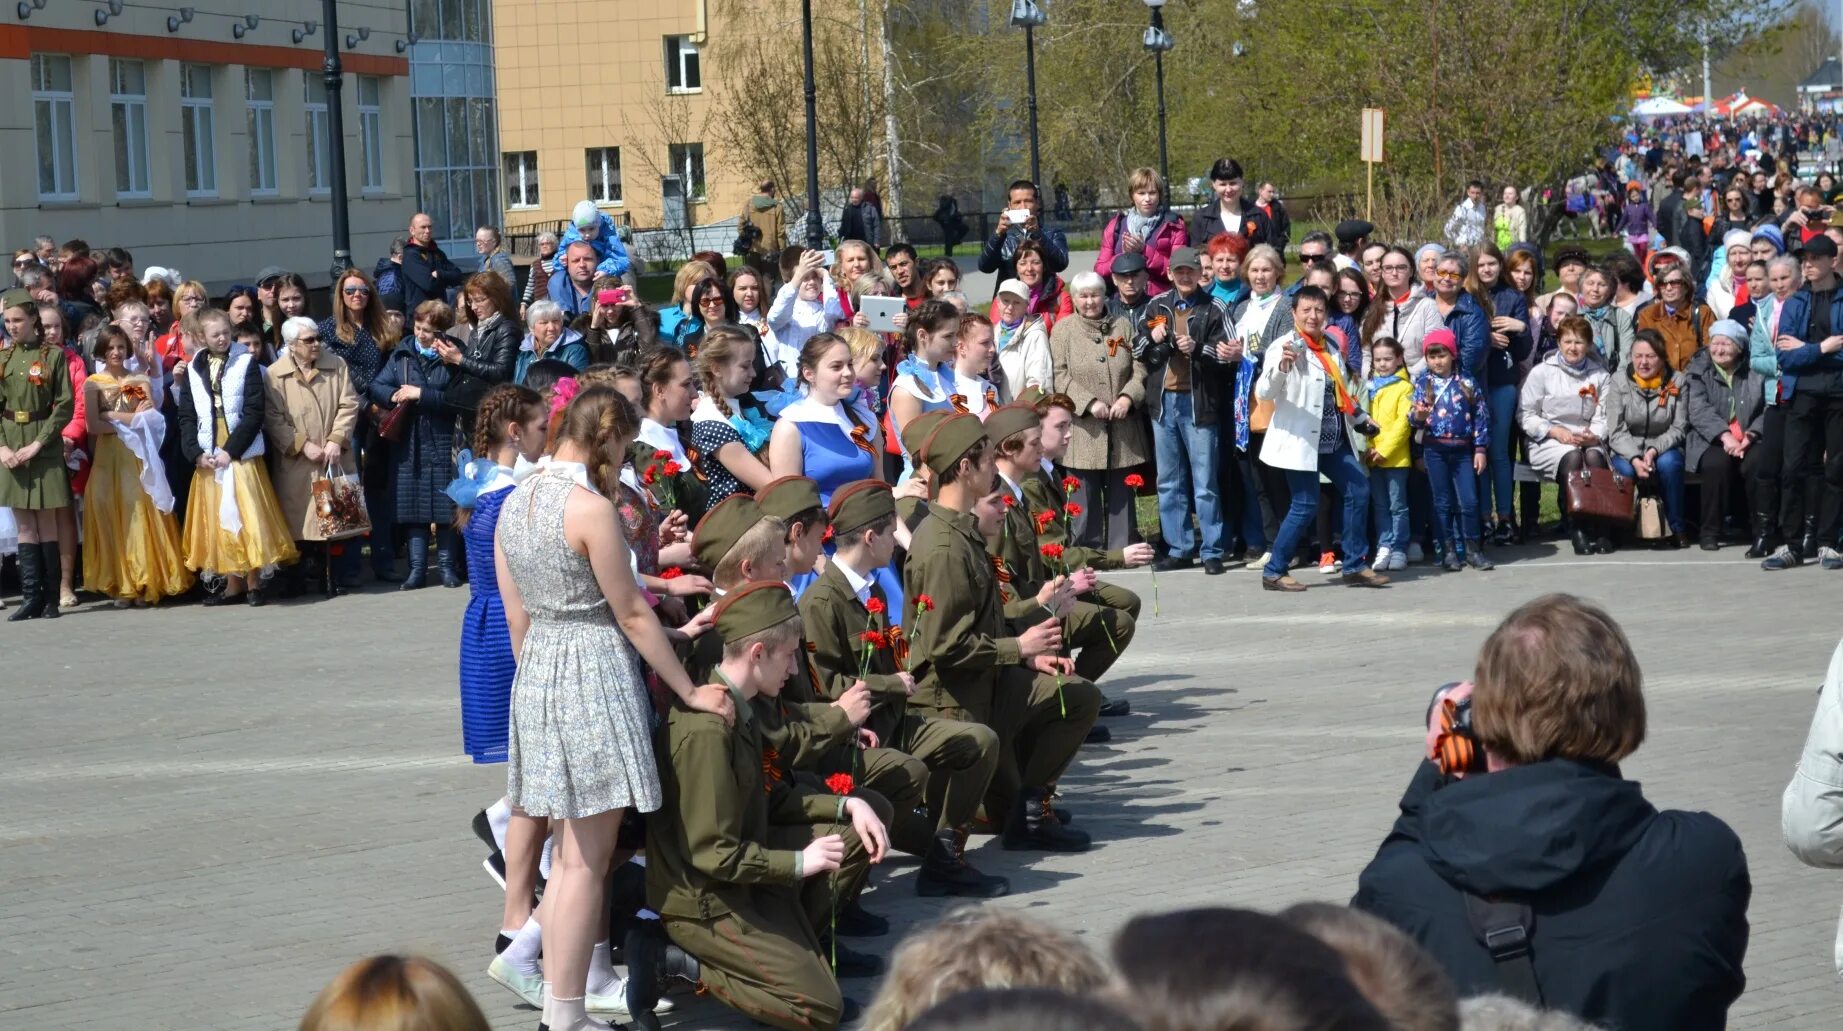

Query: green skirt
left=0, top=445, right=72, bottom=509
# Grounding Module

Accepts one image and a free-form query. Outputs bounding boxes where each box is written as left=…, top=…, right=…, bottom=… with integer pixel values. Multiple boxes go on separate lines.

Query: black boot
left=36, top=543, right=60, bottom=618
left=1801, top=516, right=1821, bottom=560
left=1571, top=528, right=1592, bottom=556
left=816, top=935, right=886, bottom=979
left=916, top=828, right=1011, bottom=898
left=1001, top=787, right=1091, bottom=852
left=401, top=538, right=428, bottom=590
left=833, top=900, right=890, bottom=938
left=439, top=541, right=462, bottom=589
left=623, top=921, right=699, bottom=1022
left=1747, top=515, right=1776, bottom=559
left=7, top=541, right=46, bottom=621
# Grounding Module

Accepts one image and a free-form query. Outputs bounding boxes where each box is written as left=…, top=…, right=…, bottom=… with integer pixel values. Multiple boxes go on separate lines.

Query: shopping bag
left=1636, top=495, right=1665, bottom=540
left=312, top=462, right=373, bottom=540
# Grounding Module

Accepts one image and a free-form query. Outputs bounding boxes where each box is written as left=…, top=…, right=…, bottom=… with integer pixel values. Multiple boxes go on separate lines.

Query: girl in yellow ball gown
left=82, top=325, right=192, bottom=605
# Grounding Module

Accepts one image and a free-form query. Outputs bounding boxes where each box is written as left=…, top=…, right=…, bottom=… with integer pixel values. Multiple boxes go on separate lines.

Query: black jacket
left=1133, top=287, right=1231, bottom=426
left=1353, top=759, right=1749, bottom=1031
left=400, top=240, right=462, bottom=311
left=1189, top=197, right=1287, bottom=254
left=447, top=313, right=521, bottom=415
left=176, top=350, right=267, bottom=462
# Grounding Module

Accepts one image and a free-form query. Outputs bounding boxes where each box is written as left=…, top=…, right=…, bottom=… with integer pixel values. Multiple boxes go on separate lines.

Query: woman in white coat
left=1253, top=285, right=1389, bottom=592
left=1784, top=634, right=1843, bottom=978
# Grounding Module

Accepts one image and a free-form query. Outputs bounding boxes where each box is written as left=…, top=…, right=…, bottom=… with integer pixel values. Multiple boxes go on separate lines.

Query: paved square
left=4, top=545, right=1841, bottom=1028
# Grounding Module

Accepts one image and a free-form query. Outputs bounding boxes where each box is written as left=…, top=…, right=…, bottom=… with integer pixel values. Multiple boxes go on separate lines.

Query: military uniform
left=991, top=467, right=1136, bottom=682
left=1022, top=463, right=1143, bottom=629
left=643, top=585, right=873, bottom=1031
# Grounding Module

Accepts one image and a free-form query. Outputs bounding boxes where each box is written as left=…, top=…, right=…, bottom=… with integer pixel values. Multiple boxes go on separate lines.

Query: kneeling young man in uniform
left=632, top=581, right=889, bottom=1031
left=900, top=410, right=1101, bottom=851
left=799, top=477, right=1009, bottom=896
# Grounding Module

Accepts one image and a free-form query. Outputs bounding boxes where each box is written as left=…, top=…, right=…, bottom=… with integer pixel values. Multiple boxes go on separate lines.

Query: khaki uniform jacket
left=646, top=688, right=847, bottom=921
left=262, top=350, right=360, bottom=540
left=902, top=506, right=1021, bottom=722
left=1023, top=465, right=1124, bottom=571
left=688, top=628, right=855, bottom=773
left=798, top=560, right=909, bottom=744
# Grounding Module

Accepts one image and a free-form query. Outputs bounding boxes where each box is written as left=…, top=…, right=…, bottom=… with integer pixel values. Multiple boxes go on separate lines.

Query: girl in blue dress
left=886, top=299, right=963, bottom=482
left=445, top=383, right=549, bottom=961
left=768, top=333, right=905, bottom=611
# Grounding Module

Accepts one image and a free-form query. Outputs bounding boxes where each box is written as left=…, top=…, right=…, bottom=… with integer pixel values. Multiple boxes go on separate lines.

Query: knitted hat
left=755, top=475, right=822, bottom=523
left=1422, top=327, right=1458, bottom=356
left=692, top=494, right=767, bottom=570
left=1722, top=229, right=1754, bottom=252
left=828, top=479, right=895, bottom=536
left=713, top=580, right=799, bottom=642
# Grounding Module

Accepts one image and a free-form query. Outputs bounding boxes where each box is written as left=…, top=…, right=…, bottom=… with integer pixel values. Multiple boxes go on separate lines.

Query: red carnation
left=857, top=629, right=887, bottom=648
left=1003, top=494, right=1017, bottom=508
left=653, top=449, right=673, bottom=461
left=1041, top=543, right=1065, bottom=562
left=1060, top=475, right=1080, bottom=494
left=1063, top=502, right=1083, bottom=518
left=1034, top=510, right=1056, bottom=533
left=663, top=460, right=683, bottom=476
left=825, top=772, right=855, bottom=795
left=1124, top=473, right=1146, bottom=490
left=642, top=464, right=659, bottom=485
left=914, top=594, right=934, bottom=612
left=660, top=566, right=684, bottom=579
left=865, top=597, right=887, bottom=615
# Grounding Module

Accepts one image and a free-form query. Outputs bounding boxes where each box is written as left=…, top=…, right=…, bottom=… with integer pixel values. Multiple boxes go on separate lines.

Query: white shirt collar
left=832, top=555, right=873, bottom=605
left=637, top=419, right=687, bottom=464
left=997, top=469, right=1025, bottom=502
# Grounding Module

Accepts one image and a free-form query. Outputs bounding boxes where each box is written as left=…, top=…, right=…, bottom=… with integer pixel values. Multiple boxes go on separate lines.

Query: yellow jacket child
left=1365, top=365, right=1413, bottom=468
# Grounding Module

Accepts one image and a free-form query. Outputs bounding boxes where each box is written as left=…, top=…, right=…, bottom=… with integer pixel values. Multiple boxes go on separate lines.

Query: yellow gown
left=181, top=354, right=298, bottom=578
left=83, top=373, right=192, bottom=603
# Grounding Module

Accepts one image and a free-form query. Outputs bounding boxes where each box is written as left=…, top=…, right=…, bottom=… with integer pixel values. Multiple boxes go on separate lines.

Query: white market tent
left=1632, top=97, right=1694, bottom=118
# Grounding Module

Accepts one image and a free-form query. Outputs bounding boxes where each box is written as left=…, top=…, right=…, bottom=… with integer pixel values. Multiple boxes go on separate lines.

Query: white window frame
left=180, top=64, right=217, bottom=198
left=586, top=146, right=622, bottom=205
left=503, top=151, right=539, bottom=209
left=304, top=71, right=331, bottom=194
left=357, top=75, right=384, bottom=192
left=32, top=54, right=78, bottom=202
left=668, top=142, right=707, bottom=201
left=664, top=36, right=701, bottom=93
left=110, top=58, right=152, bottom=199
left=246, top=69, right=277, bottom=196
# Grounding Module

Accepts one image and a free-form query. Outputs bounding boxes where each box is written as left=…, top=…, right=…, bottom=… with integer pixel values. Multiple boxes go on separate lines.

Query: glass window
left=409, top=0, right=438, bottom=37
left=503, top=151, right=538, bottom=208
left=668, top=143, right=707, bottom=200
left=181, top=64, right=216, bottom=197
left=31, top=54, right=77, bottom=201
left=586, top=147, right=622, bottom=204
left=110, top=59, right=151, bottom=198
left=664, top=36, right=702, bottom=92
left=304, top=71, right=330, bottom=192
left=357, top=75, right=383, bottom=191
left=247, top=69, right=277, bottom=194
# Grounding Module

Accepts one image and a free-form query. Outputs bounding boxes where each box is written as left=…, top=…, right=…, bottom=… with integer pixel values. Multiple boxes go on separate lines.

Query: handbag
left=1561, top=451, right=1635, bottom=524
left=1636, top=495, right=1666, bottom=539
left=377, top=399, right=415, bottom=443
left=311, top=461, right=373, bottom=540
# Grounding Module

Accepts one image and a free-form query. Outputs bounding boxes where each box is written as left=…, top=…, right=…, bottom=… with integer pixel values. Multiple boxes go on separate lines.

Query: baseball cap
left=1168, top=246, right=1203, bottom=271
left=1334, top=219, right=1375, bottom=245
left=256, top=266, right=290, bottom=286
left=1796, top=235, right=1839, bottom=260
left=995, top=278, right=1030, bottom=301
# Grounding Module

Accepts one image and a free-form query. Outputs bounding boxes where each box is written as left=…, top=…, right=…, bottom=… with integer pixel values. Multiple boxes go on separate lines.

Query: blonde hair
left=1126, top=166, right=1164, bottom=198
left=694, top=325, right=755, bottom=417
left=671, top=260, right=719, bottom=305
left=721, top=613, right=806, bottom=660
left=1472, top=593, right=1646, bottom=766
left=1245, top=243, right=1284, bottom=276
left=838, top=325, right=884, bottom=366
left=711, top=515, right=790, bottom=589
left=298, top=954, right=490, bottom=1031
left=861, top=908, right=1108, bottom=1031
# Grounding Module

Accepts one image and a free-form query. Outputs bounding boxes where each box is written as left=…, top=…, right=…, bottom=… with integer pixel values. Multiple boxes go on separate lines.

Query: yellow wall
left=493, top=0, right=752, bottom=230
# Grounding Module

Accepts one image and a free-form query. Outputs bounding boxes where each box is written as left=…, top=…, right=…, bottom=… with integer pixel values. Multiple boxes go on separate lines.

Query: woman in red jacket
left=1096, top=167, right=1189, bottom=297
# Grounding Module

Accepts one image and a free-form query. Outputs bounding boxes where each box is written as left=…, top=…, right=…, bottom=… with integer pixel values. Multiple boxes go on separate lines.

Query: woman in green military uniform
left=1, top=290, right=74, bottom=620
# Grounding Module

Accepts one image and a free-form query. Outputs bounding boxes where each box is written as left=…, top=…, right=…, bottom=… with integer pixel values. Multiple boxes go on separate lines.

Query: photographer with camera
left=1353, top=593, right=1750, bottom=1031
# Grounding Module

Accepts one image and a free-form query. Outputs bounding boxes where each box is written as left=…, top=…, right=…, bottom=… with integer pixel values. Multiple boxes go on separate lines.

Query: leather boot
left=7, top=541, right=46, bottom=621
left=1001, top=787, right=1091, bottom=852
left=1571, top=528, right=1592, bottom=556
left=438, top=540, right=462, bottom=589
left=916, top=828, right=1011, bottom=898
left=37, top=543, right=60, bottom=618
left=1801, top=515, right=1820, bottom=560
left=401, top=536, right=428, bottom=590
left=1747, top=510, right=1776, bottom=559
left=623, top=921, right=699, bottom=1023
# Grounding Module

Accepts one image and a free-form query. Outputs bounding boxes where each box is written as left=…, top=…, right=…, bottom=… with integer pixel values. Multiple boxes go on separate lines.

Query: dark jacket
left=838, top=201, right=867, bottom=244
left=1439, top=290, right=1492, bottom=381
left=400, top=240, right=463, bottom=311
left=1354, top=759, right=1749, bottom=1031
left=1682, top=347, right=1765, bottom=469
left=176, top=350, right=267, bottom=462
left=976, top=223, right=1071, bottom=283
left=447, top=312, right=521, bottom=414
left=1485, top=284, right=1533, bottom=388
left=1189, top=197, right=1285, bottom=254
left=372, top=256, right=401, bottom=300
left=1134, top=286, right=1231, bottom=426
left=369, top=340, right=458, bottom=523
left=1775, top=285, right=1843, bottom=392
left=577, top=310, right=658, bottom=367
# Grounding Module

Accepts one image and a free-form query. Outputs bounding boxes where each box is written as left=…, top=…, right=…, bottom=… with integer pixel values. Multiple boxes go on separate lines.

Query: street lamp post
left=322, top=0, right=352, bottom=280
left=1010, top=1, right=1047, bottom=186
left=1142, top=0, right=1175, bottom=190
left=800, top=0, right=824, bottom=250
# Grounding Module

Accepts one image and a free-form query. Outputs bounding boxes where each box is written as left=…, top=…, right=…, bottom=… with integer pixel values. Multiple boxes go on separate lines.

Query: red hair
left=1205, top=232, right=1249, bottom=262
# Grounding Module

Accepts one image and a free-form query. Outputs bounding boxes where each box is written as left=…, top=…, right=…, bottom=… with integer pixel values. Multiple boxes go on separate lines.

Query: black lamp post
left=800, top=0, right=824, bottom=250
left=1010, top=0, right=1046, bottom=186
left=322, top=0, right=352, bottom=280
left=1142, top=0, right=1175, bottom=190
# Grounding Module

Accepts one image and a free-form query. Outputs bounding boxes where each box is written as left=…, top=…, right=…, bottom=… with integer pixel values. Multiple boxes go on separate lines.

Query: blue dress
left=459, top=483, right=516, bottom=763
left=784, top=406, right=906, bottom=615
left=892, top=358, right=956, bottom=482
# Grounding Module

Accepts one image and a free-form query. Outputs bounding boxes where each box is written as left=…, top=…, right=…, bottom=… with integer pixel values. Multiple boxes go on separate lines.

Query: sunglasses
left=343, top=285, right=371, bottom=295
left=1300, top=251, right=1328, bottom=261
left=296, top=334, right=321, bottom=343
left=1435, top=271, right=1462, bottom=282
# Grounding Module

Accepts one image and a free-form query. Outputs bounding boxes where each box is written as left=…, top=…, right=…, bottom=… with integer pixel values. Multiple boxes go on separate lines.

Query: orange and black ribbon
left=849, top=423, right=876, bottom=456
left=949, top=394, right=970, bottom=414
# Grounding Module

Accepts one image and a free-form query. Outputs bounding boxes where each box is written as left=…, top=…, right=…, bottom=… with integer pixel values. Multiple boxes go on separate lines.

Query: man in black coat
left=400, top=212, right=463, bottom=312
left=1353, top=596, right=1749, bottom=1031
left=838, top=188, right=868, bottom=244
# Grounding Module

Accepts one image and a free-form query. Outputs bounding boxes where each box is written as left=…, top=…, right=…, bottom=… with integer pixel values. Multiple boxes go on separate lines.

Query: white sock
left=486, top=797, right=512, bottom=851
left=539, top=835, right=554, bottom=880
left=628, top=854, right=646, bottom=868
left=585, top=940, right=622, bottom=996
left=503, top=914, right=543, bottom=973
left=547, top=992, right=610, bottom=1031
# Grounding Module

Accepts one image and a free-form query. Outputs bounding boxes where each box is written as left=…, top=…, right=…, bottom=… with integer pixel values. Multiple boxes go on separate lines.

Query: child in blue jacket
left=1410, top=329, right=1494, bottom=571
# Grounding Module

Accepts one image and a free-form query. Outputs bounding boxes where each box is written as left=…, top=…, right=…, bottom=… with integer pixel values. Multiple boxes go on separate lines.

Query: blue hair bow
left=443, top=449, right=500, bottom=510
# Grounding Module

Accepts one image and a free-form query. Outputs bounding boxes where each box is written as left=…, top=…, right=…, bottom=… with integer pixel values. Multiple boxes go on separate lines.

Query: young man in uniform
left=799, top=477, right=1009, bottom=897
left=632, top=581, right=889, bottom=1031
left=900, top=411, right=1100, bottom=852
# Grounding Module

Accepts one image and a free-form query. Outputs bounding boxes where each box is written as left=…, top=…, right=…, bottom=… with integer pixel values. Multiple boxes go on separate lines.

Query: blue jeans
left=1485, top=382, right=1518, bottom=519
left=1264, top=448, right=1369, bottom=579
left=1425, top=441, right=1482, bottom=546
left=1369, top=467, right=1409, bottom=553
left=1611, top=449, right=1686, bottom=532
left=1152, top=391, right=1225, bottom=560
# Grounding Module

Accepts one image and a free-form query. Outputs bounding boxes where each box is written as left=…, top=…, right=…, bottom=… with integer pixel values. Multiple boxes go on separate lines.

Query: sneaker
left=1762, top=544, right=1803, bottom=571
left=1250, top=551, right=1273, bottom=571
left=486, top=954, right=545, bottom=1008
left=1318, top=551, right=1341, bottom=574
left=1374, top=546, right=1394, bottom=570
left=588, top=980, right=674, bottom=1016
left=1387, top=550, right=1408, bottom=571
left=1823, top=547, right=1843, bottom=571
left=1407, top=542, right=1426, bottom=563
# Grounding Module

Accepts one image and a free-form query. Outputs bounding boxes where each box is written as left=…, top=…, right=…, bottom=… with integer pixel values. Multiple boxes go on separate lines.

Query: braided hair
left=557, top=384, right=643, bottom=500
left=456, top=383, right=543, bottom=529
left=694, top=326, right=754, bottom=418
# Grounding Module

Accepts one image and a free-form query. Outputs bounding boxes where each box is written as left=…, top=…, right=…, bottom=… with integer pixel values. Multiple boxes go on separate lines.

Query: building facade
left=0, top=1, right=415, bottom=290
left=406, top=0, right=502, bottom=257
left=492, top=0, right=748, bottom=235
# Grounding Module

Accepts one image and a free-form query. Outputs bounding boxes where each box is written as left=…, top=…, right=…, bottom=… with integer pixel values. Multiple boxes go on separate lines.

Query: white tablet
left=860, top=295, right=906, bottom=334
